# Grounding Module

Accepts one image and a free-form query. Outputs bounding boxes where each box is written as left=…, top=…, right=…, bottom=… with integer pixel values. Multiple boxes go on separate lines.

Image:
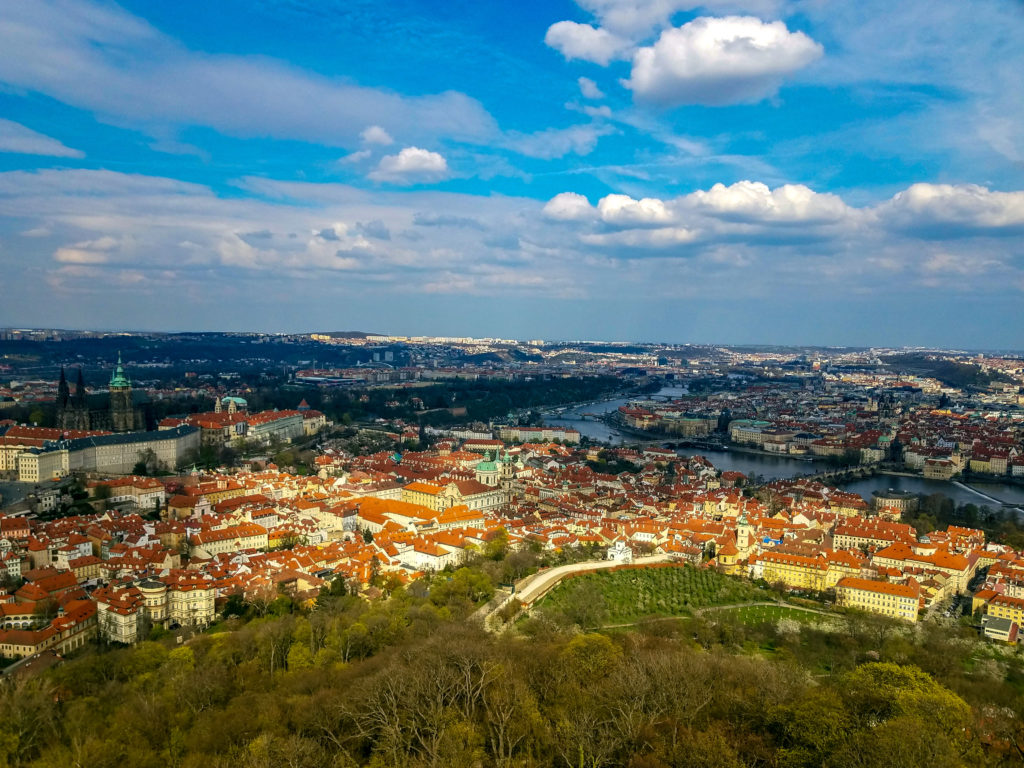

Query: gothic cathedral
left=56, top=353, right=139, bottom=433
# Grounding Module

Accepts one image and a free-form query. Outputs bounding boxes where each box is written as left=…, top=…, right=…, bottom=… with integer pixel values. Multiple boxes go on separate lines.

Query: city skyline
left=0, top=1, right=1022, bottom=347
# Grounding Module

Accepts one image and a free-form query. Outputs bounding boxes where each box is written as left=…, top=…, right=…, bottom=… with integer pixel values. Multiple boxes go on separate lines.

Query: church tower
left=109, top=353, right=135, bottom=432
left=57, top=367, right=90, bottom=430
left=56, top=367, right=71, bottom=430
left=70, top=367, right=90, bottom=429
left=736, top=511, right=756, bottom=558
left=499, top=447, right=517, bottom=490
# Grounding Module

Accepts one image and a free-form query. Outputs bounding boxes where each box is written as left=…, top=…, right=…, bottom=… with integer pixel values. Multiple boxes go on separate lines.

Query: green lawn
left=535, top=564, right=769, bottom=626
left=709, top=604, right=825, bottom=626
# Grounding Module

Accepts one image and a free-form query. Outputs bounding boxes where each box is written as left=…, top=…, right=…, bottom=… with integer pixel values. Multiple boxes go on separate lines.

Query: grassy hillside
left=533, top=563, right=769, bottom=627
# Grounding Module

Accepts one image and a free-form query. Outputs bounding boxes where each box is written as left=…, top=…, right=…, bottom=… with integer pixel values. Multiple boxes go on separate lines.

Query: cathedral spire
left=110, top=352, right=130, bottom=388
left=73, top=367, right=87, bottom=407
left=57, top=367, right=70, bottom=408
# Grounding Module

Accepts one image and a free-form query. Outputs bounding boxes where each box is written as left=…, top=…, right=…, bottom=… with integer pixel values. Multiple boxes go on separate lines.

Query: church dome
left=109, top=352, right=131, bottom=388
left=475, top=452, right=498, bottom=473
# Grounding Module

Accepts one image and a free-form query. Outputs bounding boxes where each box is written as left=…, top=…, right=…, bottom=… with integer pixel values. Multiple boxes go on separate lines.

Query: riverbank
left=953, top=481, right=1008, bottom=507
left=544, top=390, right=1024, bottom=505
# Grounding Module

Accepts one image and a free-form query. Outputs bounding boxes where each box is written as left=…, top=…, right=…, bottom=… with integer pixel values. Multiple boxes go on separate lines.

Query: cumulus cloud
left=4, top=167, right=1024, bottom=336
left=543, top=192, right=596, bottom=222
left=544, top=21, right=632, bottom=65
left=879, top=183, right=1024, bottom=235
left=543, top=180, right=862, bottom=254
left=368, top=147, right=449, bottom=184
left=578, top=76, right=605, bottom=99
left=688, top=181, right=850, bottom=223
left=0, top=118, right=84, bottom=157
left=360, top=125, right=394, bottom=145
left=624, top=16, right=823, bottom=106
left=598, top=194, right=674, bottom=227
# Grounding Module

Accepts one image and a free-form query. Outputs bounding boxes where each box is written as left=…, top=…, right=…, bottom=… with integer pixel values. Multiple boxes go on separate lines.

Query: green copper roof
left=475, top=451, right=498, bottom=472
left=109, top=352, right=131, bottom=388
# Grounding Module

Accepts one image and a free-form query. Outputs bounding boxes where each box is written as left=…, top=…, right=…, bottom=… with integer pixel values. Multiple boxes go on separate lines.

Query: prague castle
left=57, top=354, right=146, bottom=433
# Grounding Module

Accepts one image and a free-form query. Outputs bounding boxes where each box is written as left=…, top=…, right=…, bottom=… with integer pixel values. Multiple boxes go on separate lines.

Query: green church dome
left=475, top=451, right=498, bottom=473
left=109, top=352, right=131, bottom=389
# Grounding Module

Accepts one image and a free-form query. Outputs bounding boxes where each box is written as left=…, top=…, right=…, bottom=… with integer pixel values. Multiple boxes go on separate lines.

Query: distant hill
left=882, top=353, right=1014, bottom=389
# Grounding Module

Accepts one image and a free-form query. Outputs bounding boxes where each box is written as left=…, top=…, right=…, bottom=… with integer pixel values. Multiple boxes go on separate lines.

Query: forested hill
left=4, top=565, right=1024, bottom=768
left=882, top=354, right=1015, bottom=389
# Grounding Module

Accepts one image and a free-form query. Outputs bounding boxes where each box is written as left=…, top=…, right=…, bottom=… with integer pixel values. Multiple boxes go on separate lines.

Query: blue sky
left=0, top=0, right=1022, bottom=348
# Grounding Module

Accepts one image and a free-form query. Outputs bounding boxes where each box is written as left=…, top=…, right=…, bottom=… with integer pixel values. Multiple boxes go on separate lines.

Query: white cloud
left=368, top=147, right=449, bottom=184
left=544, top=21, right=632, bottom=65
left=360, top=125, right=394, bottom=145
left=879, top=183, right=1024, bottom=234
left=53, top=235, right=122, bottom=264
left=575, top=0, right=786, bottom=38
left=546, top=182, right=849, bottom=231
left=543, top=192, right=596, bottom=221
left=624, top=16, right=823, bottom=106
left=0, top=2, right=496, bottom=147
left=4, top=167, right=1024, bottom=332
left=598, top=194, right=674, bottom=227
left=920, top=251, right=999, bottom=276
left=688, top=181, right=850, bottom=223
left=578, top=77, right=605, bottom=99
left=505, top=124, right=613, bottom=159
left=339, top=149, right=372, bottom=164
left=0, top=118, right=84, bottom=158
left=581, top=226, right=696, bottom=248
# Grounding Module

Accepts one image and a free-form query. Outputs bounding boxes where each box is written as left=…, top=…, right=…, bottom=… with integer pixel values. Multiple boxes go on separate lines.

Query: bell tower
left=109, top=352, right=135, bottom=432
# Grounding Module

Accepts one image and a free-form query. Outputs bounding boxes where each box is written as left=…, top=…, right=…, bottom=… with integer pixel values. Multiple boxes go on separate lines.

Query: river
left=546, top=389, right=1024, bottom=508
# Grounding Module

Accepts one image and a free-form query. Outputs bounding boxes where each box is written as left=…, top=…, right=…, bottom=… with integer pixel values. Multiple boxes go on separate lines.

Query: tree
left=223, top=592, right=248, bottom=618
left=484, top=528, right=509, bottom=561
left=218, top=444, right=239, bottom=468
left=287, top=642, right=314, bottom=671
left=430, top=567, right=494, bottom=609
left=133, top=447, right=166, bottom=476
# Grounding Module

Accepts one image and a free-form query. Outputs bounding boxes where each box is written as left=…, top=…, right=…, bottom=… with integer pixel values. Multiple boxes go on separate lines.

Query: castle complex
left=57, top=354, right=143, bottom=433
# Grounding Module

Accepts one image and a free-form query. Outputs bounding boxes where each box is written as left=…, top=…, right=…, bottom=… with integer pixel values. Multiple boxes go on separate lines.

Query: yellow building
left=969, top=457, right=991, bottom=473
left=824, top=550, right=864, bottom=588
left=836, top=577, right=919, bottom=622
left=987, top=595, right=1024, bottom=627
left=871, top=542, right=973, bottom=593
left=190, top=522, right=269, bottom=556
left=717, top=539, right=740, bottom=575
left=758, top=551, right=828, bottom=591
left=402, top=481, right=445, bottom=511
